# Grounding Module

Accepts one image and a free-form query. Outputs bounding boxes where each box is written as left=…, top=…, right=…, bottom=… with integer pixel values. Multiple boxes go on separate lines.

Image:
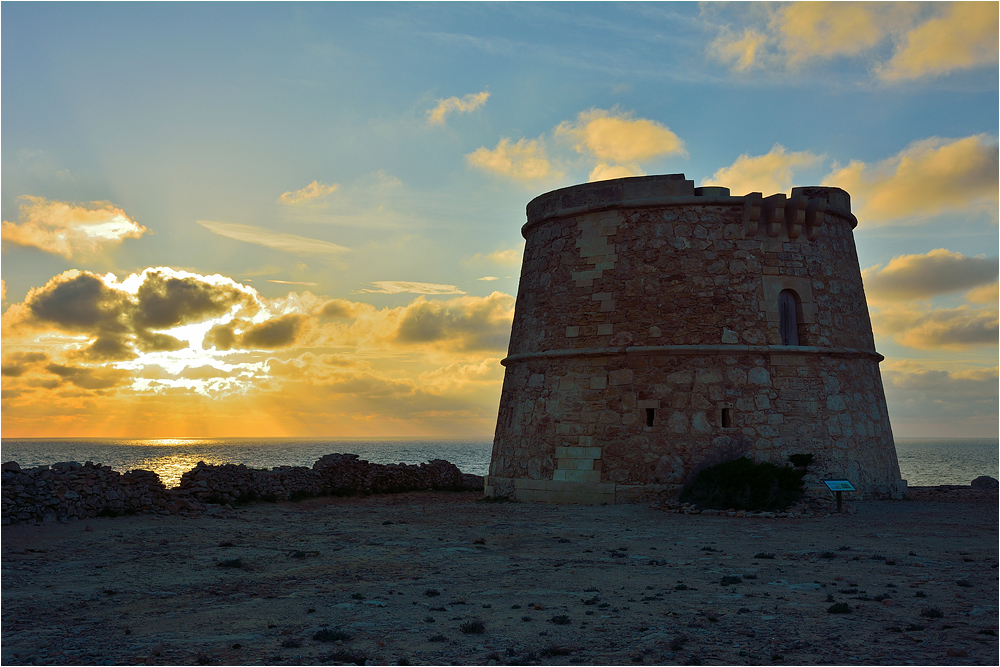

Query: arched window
left=778, top=289, right=800, bottom=345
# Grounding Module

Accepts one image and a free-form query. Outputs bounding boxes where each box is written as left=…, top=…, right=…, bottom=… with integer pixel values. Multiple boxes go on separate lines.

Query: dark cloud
left=316, top=299, right=358, bottom=319
left=241, top=314, right=307, bottom=348
left=25, top=270, right=130, bottom=332
left=136, top=330, right=188, bottom=353
left=883, top=366, right=998, bottom=436
left=204, top=314, right=307, bottom=351
left=76, top=334, right=137, bottom=361
left=863, top=249, right=998, bottom=302
left=134, top=271, right=252, bottom=329
left=203, top=322, right=240, bottom=351
left=872, top=303, right=998, bottom=349
left=45, top=363, right=128, bottom=390
left=1, top=352, right=49, bottom=377
left=6, top=268, right=263, bottom=361
left=394, top=293, right=514, bottom=350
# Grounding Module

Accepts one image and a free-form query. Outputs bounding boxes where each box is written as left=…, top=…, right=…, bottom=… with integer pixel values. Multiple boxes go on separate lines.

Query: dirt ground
left=2, top=490, right=997, bottom=666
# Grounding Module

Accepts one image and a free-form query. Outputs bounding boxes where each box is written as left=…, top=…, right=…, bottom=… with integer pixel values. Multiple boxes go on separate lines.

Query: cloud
left=44, top=362, right=130, bottom=390
left=773, top=2, right=915, bottom=67
left=133, top=270, right=253, bottom=329
left=709, top=27, right=770, bottom=72
left=196, top=220, right=351, bottom=255
left=871, top=303, right=998, bottom=350
left=965, top=282, right=999, bottom=304
left=1, top=195, right=147, bottom=259
left=427, top=90, right=490, bottom=125
left=1, top=352, right=49, bottom=378
left=394, top=292, right=515, bottom=351
left=2, top=267, right=261, bottom=361
left=418, top=357, right=504, bottom=391
left=880, top=3, right=999, bottom=80
left=478, top=276, right=499, bottom=282
left=204, top=313, right=308, bottom=351
left=466, top=138, right=556, bottom=182
left=589, top=162, right=644, bottom=182
left=278, top=181, right=339, bottom=205
left=1, top=270, right=516, bottom=437
left=268, top=280, right=319, bottom=286
left=881, top=363, right=998, bottom=437
left=466, top=248, right=523, bottom=265
left=555, top=108, right=685, bottom=163
left=708, top=144, right=822, bottom=195
left=708, top=3, right=996, bottom=81
left=824, top=135, right=999, bottom=224
left=314, top=298, right=373, bottom=320
left=862, top=249, right=999, bottom=303
left=359, top=281, right=466, bottom=295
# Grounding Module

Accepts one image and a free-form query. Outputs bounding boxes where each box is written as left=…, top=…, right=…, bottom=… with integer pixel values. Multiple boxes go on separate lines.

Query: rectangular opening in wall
left=645, top=408, right=655, bottom=427
left=721, top=408, right=733, bottom=428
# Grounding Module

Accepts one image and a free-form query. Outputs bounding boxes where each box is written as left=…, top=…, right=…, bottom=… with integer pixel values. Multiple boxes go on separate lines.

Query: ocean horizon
left=1, top=436, right=996, bottom=489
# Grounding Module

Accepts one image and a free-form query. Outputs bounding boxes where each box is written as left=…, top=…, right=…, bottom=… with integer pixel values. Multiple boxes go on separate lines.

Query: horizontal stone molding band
left=522, top=195, right=857, bottom=235
left=501, top=344, right=884, bottom=366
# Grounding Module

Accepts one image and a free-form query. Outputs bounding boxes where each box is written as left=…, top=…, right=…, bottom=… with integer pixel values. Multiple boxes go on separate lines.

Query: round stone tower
left=486, top=174, right=905, bottom=503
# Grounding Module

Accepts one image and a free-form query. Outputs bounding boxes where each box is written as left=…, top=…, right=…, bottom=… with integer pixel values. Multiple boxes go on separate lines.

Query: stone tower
left=486, top=174, right=905, bottom=503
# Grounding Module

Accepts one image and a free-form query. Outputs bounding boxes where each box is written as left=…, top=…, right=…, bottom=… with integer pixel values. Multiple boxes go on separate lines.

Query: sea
left=1, top=437, right=996, bottom=489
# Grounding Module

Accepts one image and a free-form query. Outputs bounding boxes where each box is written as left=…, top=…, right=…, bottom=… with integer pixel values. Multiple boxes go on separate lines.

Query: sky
left=1, top=2, right=997, bottom=439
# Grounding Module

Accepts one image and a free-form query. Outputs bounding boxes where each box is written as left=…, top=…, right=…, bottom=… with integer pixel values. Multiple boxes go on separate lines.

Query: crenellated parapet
left=743, top=186, right=855, bottom=242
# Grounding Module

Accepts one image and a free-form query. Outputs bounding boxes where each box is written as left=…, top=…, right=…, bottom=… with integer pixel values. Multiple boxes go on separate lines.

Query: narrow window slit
left=645, top=408, right=655, bottom=427
left=721, top=408, right=733, bottom=428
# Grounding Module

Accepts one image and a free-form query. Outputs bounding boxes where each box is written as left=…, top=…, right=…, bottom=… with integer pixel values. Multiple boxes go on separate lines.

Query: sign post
left=822, top=479, right=856, bottom=512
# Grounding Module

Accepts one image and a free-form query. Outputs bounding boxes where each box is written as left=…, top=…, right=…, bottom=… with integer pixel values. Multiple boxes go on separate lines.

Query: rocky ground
left=1, top=489, right=997, bottom=666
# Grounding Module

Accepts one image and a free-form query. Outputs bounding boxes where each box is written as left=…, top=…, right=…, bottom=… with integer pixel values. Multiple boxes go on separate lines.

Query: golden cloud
left=278, top=180, right=339, bottom=205
left=466, top=247, right=523, bottom=266
left=871, top=302, right=998, bottom=350
left=862, top=249, right=999, bottom=303
left=708, top=144, right=822, bottom=196
left=589, top=162, right=644, bottom=182
left=708, top=27, right=769, bottom=72
left=709, top=2, right=995, bottom=82
left=1, top=196, right=147, bottom=259
left=824, top=135, right=999, bottom=224
left=966, top=282, right=999, bottom=305
left=2, top=267, right=516, bottom=437
left=466, top=138, right=556, bottom=182
left=427, top=90, right=490, bottom=125
left=774, top=2, right=917, bottom=66
left=880, top=3, right=999, bottom=80
left=555, top=108, right=685, bottom=163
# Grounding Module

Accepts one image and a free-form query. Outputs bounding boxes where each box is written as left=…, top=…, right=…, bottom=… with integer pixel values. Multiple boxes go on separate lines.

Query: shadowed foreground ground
left=2, top=490, right=997, bottom=666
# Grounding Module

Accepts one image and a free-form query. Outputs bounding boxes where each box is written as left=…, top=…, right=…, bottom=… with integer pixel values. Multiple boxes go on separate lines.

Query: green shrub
left=680, top=458, right=806, bottom=510
left=787, top=454, right=814, bottom=468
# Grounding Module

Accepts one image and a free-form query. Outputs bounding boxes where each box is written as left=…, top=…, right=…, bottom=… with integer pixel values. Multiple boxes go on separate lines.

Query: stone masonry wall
left=2, top=455, right=483, bottom=525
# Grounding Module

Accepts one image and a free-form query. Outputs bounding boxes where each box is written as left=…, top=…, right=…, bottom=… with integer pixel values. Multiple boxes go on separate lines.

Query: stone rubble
left=0, top=455, right=483, bottom=525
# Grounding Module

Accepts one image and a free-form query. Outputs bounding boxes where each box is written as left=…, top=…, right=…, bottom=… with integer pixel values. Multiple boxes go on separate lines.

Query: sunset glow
left=2, top=2, right=997, bottom=438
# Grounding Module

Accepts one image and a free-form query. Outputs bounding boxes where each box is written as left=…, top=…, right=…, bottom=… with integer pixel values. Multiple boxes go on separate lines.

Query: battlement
left=524, top=174, right=856, bottom=241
